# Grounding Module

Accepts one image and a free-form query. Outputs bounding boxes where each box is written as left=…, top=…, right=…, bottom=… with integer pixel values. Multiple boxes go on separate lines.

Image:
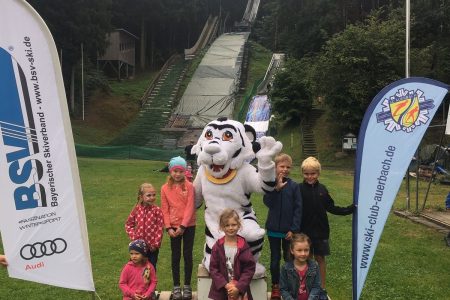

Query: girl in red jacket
left=209, top=209, right=256, bottom=300
left=161, top=156, right=196, bottom=300
left=125, top=183, right=164, bottom=269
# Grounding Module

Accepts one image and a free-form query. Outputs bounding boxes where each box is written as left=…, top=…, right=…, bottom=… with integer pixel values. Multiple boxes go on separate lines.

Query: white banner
left=0, top=0, right=94, bottom=291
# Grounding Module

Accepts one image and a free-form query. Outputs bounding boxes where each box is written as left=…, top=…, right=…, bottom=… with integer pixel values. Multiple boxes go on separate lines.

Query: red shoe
left=270, top=284, right=281, bottom=300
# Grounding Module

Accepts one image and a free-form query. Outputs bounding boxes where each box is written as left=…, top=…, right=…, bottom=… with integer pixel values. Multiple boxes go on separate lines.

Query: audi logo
left=20, top=238, right=67, bottom=260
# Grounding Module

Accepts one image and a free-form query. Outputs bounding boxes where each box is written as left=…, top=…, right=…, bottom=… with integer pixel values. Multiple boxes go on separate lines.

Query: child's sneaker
left=270, top=284, right=281, bottom=300
left=170, top=286, right=182, bottom=300
left=150, top=291, right=158, bottom=300
left=319, top=288, right=329, bottom=300
left=182, top=285, right=192, bottom=300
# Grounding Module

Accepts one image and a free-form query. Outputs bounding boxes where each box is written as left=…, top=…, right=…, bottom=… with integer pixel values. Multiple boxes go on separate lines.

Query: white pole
left=405, top=0, right=411, bottom=209
left=81, top=43, right=85, bottom=121
left=405, top=0, right=410, bottom=78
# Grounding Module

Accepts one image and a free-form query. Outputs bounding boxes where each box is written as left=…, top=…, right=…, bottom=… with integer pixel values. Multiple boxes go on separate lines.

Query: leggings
left=147, top=249, right=159, bottom=270
left=170, top=226, right=196, bottom=286
left=268, top=236, right=291, bottom=284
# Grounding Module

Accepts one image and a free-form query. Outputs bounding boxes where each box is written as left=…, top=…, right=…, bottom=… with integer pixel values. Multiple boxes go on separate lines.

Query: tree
left=311, top=9, right=404, bottom=133
left=27, top=0, right=112, bottom=114
left=270, top=58, right=313, bottom=124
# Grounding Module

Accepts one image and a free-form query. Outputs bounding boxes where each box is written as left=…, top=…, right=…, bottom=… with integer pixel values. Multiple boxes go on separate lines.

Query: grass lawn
left=1, top=158, right=449, bottom=299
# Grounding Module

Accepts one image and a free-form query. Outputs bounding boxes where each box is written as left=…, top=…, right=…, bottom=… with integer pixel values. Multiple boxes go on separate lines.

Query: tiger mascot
left=192, top=117, right=282, bottom=277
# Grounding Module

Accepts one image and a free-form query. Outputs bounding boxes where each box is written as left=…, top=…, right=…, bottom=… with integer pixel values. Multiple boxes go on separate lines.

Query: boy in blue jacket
left=263, top=153, right=302, bottom=299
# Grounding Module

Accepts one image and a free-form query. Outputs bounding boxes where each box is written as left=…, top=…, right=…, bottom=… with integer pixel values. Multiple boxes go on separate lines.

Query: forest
left=27, top=0, right=450, bottom=134
left=254, top=0, right=450, bottom=133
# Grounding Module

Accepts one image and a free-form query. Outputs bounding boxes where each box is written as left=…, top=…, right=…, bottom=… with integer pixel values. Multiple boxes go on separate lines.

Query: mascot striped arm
left=192, top=117, right=282, bottom=277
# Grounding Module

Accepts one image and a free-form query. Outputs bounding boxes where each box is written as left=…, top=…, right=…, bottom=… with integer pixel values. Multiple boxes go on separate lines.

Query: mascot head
left=192, top=117, right=257, bottom=178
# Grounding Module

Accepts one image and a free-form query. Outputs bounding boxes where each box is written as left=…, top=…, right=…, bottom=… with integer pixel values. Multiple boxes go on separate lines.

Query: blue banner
left=352, top=77, right=448, bottom=299
left=244, top=95, right=271, bottom=138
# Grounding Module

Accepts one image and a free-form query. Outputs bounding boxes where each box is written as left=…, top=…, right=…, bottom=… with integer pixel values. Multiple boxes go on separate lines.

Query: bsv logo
left=0, top=48, right=46, bottom=210
left=376, top=88, right=435, bottom=133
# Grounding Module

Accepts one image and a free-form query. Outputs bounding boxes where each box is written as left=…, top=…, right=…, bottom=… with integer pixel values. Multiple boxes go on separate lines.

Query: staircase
left=301, top=106, right=323, bottom=159
left=109, top=58, right=188, bottom=147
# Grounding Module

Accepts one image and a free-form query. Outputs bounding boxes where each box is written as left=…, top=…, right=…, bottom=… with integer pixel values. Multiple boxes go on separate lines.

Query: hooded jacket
left=125, top=204, right=163, bottom=251
left=208, top=235, right=256, bottom=300
left=119, top=260, right=157, bottom=300
left=263, top=177, right=302, bottom=234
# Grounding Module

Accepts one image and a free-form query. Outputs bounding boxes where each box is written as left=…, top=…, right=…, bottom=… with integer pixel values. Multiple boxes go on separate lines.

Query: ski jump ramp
left=174, top=32, right=249, bottom=128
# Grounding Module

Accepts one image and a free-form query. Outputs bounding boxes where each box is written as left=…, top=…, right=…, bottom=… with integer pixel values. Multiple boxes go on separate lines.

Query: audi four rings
left=20, top=238, right=67, bottom=260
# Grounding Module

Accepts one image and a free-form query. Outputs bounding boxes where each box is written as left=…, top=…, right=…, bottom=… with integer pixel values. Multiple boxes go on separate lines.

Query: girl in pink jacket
left=161, top=156, right=196, bottom=300
left=119, top=239, right=157, bottom=300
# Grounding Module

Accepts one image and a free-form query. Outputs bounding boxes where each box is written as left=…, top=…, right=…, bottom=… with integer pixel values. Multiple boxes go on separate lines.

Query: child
left=209, top=208, right=256, bottom=300
left=279, top=233, right=321, bottom=300
left=299, top=156, right=355, bottom=292
left=125, top=183, right=164, bottom=269
left=161, top=156, right=196, bottom=300
left=185, top=165, right=194, bottom=182
left=119, top=239, right=157, bottom=300
left=263, top=153, right=302, bottom=300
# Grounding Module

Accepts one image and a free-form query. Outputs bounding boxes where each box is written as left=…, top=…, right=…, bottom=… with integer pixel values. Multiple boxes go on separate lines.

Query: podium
left=196, top=264, right=268, bottom=300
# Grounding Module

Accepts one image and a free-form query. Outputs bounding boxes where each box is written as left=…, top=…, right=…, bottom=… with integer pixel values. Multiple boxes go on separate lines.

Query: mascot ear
left=244, top=124, right=261, bottom=154
left=244, top=124, right=256, bottom=142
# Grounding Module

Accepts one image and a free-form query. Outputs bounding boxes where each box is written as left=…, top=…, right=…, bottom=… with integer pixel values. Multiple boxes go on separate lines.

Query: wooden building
left=97, top=29, right=138, bottom=80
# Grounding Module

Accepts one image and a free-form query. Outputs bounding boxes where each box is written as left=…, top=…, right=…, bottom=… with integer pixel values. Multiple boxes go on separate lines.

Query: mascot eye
left=222, top=131, right=233, bottom=141
left=205, top=130, right=213, bottom=140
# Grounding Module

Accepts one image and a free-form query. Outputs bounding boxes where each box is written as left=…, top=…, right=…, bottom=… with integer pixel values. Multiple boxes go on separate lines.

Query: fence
left=75, top=144, right=183, bottom=161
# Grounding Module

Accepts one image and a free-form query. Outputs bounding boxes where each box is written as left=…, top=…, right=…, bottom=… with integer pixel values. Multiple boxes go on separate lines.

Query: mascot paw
left=256, top=136, right=283, bottom=166
left=254, top=262, right=266, bottom=279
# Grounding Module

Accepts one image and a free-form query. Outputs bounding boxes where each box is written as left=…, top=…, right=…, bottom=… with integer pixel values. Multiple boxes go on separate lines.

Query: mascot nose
left=204, top=143, right=221, bottom=154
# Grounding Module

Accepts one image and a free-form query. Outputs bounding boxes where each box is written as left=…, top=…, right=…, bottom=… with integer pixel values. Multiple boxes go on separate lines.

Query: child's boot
left=270, top=284, right=281, bottom=300
left=182, top=285, right=192, bottom=300
left=170, top=286, right=182, bottom=300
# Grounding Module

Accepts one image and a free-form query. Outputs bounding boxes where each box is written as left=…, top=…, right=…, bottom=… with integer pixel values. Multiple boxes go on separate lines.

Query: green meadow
left=1, top=157, right=449, bottom=299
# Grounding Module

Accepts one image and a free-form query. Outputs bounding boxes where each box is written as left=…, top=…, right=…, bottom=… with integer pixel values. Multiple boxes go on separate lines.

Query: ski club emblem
left=376, top=88, right=435, bottom=133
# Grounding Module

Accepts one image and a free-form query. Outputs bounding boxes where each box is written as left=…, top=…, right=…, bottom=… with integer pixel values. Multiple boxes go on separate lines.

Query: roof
left=114, top=28, right=139, bottom=40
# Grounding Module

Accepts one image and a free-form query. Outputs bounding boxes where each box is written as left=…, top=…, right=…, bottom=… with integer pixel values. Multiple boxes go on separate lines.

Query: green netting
left=75, top=144, right=183, bottom=161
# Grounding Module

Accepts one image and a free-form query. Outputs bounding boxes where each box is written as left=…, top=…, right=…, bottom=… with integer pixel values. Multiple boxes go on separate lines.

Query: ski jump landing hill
left=171, top=0, right=263, bottom=131
left=173, top=32, right=250, bottom=128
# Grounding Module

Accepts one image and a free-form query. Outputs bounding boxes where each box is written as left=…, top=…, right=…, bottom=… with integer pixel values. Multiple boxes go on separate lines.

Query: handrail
left=140, top=54, right=180, bottom=107
left=185, top=15, right=219, bottom=59
left=256, top=53, right=285, bottom=94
